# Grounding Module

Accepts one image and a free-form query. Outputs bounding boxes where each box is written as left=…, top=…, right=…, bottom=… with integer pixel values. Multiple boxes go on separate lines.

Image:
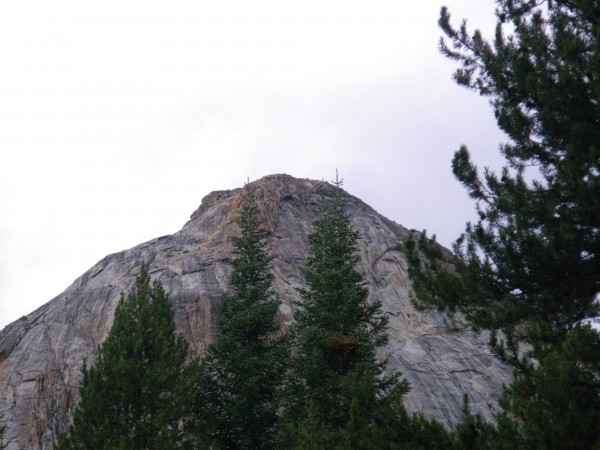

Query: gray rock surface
left=0, top=174, right=511, bottom=449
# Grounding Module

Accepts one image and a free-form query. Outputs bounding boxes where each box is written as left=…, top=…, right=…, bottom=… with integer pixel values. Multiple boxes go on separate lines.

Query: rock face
left=0, top=174, right=511, bottom=449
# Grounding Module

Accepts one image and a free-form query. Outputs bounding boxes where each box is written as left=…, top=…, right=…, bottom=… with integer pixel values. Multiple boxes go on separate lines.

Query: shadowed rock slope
left=0, top=174, right=510, bottom=449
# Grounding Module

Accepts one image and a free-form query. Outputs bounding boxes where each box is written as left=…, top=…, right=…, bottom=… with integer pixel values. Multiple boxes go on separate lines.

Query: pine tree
left=191, top=185, right=288, bottom=450
left=406, top=2, right=600, bottom=448
left=281, top=175, right=417, bottom=449
left=56, top=263, right=190, bottom=450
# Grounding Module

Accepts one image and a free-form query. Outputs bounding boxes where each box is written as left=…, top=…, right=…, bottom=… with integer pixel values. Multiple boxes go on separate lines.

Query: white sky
left=0, top=0, right=506, bottom=328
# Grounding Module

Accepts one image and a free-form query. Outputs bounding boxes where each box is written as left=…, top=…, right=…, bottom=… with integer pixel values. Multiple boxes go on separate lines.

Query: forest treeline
left=2, top=1, right=598, bottom=448
left=55, top=179, right=462, bottom=450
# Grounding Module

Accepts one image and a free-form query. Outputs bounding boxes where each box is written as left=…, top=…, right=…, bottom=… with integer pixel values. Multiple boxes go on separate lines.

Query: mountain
left=0, top=174, right=510, bottom=449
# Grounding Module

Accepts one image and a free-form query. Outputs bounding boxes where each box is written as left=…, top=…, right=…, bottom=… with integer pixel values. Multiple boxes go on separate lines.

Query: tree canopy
left=280, top=176, right=427, bottom=449
left=192, top=186, right=288, bottom=450
left=56, top=264, right=190, bottom=450
left=406, top=2, right=600, bottom=448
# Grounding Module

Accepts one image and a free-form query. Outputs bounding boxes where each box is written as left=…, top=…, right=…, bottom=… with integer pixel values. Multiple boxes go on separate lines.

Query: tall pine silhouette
left=56, top=263, right=189, bottom=449
left=192, top=185, right=287, bottom=449
left=407, top=2, right=600, bottom=448
left=280, top=175, right=430, bottom=449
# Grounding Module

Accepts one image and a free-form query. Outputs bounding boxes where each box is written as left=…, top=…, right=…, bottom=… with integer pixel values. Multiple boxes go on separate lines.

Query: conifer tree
left=281, top=175, right=420, bottom=449
left=406, top=2, right=600, bottom=448
left=192, top=185, right=288, bottom=450
left=56, top=263, right=190, bottom=450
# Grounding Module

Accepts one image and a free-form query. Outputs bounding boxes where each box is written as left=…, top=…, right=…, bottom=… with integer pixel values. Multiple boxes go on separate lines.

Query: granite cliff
left=0, top=174, right=510, bottom=449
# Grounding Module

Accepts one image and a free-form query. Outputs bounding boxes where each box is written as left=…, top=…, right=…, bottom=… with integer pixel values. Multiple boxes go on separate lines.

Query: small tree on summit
left=191, top=185, right=288, bottom=450
left=56, top=263, right=189, bottom=450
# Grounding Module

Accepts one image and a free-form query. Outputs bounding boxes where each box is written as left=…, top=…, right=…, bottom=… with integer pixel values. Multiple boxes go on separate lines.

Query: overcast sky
left=0, top=0, right=507, bottom=328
